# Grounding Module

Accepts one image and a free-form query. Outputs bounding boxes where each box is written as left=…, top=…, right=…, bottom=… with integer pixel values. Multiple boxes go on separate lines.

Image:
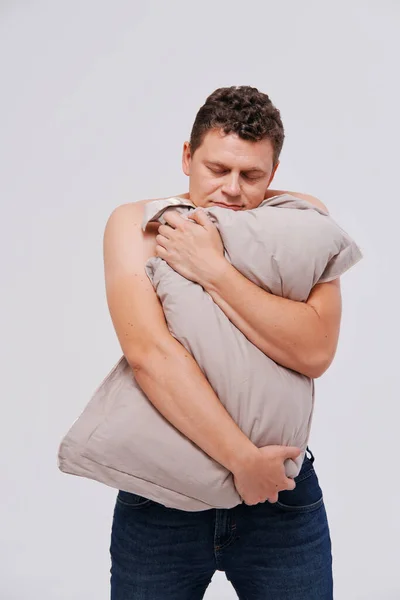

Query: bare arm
left=204, top=270, right=342, bottom=379
left=264, top=188, right=330, bottom=212
left=158, top=192, right=342, bottom=379
left=103, top=201, right=260, bottom=475
left=203, top=191, right=342, bottom=378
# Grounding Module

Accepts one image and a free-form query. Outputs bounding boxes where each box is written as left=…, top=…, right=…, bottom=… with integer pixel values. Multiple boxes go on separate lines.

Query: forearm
left=129, top=337, right=259, bottom=474
left=205, top=261, right=326, bottom=378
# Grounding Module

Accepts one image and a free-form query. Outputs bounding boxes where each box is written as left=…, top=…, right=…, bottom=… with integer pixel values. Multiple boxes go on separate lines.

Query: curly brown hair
left=189, top=86, right=285, bottom=167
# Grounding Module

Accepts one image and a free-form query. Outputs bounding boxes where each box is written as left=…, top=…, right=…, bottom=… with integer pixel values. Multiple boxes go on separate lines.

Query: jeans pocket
left=274, top=458, right=324, bottom=513
left=116, top=490, right=153, bottom=509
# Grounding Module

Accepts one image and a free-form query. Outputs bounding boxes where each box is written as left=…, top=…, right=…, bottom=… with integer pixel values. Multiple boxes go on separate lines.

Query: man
left=104, top=86, right=338, bottom=598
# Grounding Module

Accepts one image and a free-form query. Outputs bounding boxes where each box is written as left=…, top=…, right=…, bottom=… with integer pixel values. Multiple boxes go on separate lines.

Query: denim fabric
left=110, top=448, right=333, bottom=599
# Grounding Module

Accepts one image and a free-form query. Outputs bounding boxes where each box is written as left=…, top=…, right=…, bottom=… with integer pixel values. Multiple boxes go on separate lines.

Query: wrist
left=203, top=256, right=232, bottom=294
left=228, top=443, right=260, bottom=476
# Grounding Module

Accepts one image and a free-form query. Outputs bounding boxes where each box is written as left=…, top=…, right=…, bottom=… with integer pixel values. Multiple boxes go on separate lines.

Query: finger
left=155, top=234, right=169, bottom=248
left=187, top=208, right=211, bottom=228
left=163, top=210, right=186, bottom=229
left=155, top=244, right=167, bottom=257
left=285, top=478, right=296, bottom=491
left=268, top=492, right=279, bottom=503
left=158, top=224, right=174, bottom=239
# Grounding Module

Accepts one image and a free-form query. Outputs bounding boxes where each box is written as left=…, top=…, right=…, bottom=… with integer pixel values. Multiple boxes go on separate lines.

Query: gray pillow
left=58, top=194, right=363, bottom=511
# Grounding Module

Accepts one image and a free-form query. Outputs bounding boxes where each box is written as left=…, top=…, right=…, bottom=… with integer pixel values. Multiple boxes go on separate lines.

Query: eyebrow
left=206, top=161, right=267, bottom=175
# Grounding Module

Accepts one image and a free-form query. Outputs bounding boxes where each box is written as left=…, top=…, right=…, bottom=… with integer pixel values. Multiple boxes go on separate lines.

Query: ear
left=267, top=160, right=280, bottom=187
left=182, top=141, right=191, bottom=176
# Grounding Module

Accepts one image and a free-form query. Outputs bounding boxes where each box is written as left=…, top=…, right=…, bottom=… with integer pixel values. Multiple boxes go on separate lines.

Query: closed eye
left=208, top=167, right=226, bottom=176
left=243, top=173, right=261, bottom=180
left=208, top=167, right=261, bottom=180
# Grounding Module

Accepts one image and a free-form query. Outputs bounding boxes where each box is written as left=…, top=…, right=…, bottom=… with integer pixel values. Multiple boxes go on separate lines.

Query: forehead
left=196, top=129, right=274, bottom=170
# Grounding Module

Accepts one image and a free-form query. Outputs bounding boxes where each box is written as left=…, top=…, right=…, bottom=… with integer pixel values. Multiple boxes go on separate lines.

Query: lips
left=210, top=202, right=243, bottom=211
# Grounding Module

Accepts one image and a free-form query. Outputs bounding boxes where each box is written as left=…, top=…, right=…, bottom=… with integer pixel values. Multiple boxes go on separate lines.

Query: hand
left=232, top=445, right=301, bottom=505
left=155, top=208, right=226, bottom=287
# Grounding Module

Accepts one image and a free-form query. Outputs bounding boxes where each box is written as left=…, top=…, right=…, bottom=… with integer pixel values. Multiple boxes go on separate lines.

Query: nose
left=222, top=174, right=241, bottom=197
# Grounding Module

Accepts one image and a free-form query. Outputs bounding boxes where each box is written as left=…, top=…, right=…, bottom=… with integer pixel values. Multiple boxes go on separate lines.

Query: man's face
left=182, top=128, right=279, bottom=211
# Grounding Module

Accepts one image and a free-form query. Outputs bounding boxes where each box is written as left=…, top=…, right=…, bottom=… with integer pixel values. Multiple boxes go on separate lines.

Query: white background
left=1, top=1, right=398, bottom=598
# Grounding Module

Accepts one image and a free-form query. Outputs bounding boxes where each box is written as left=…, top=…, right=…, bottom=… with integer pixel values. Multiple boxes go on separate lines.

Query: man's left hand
left=155, top=208, right=226, bottom=288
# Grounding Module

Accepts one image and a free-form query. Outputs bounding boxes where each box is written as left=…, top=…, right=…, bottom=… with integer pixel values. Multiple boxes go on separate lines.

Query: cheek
left=192, top=171, right=219, bottom=196
left=247, top=188, right=266, bottom=209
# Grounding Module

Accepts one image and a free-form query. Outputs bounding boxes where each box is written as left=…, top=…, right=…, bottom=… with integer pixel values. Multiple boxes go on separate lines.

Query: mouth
left=209, top=202, right=243, bottom=211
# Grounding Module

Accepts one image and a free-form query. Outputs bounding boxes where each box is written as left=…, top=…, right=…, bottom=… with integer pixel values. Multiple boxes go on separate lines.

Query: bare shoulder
left=298, top=193, right=329, bottom=214
left=103, top=199, right=161, bottom=273
left=102, top=199, right=169, bottom=363
left=103, top=202, right=146, bottom=259
left=269, top=189, right=329, bottom=214
left=105, top=195, right=179, bottom=233
left=106, top=198, right=157, bottom=221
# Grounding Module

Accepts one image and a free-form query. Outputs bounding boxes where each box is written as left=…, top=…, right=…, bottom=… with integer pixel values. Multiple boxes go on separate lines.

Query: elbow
left=306, top=353, right=333, bottom=379
left=125, top=338, right=174, bottom=372
left=306, top=364, right=326, bottom=380
left=126, top=347, right=156, bottom=372
left=126, top=354, right=146, bottom=374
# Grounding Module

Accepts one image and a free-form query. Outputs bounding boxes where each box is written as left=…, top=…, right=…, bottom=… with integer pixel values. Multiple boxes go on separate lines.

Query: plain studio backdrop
left=1, top=1, right=398, bottom=599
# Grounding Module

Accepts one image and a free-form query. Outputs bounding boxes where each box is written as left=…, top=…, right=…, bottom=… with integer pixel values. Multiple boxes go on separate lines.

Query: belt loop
left=306, top=446, right=315, bottom=464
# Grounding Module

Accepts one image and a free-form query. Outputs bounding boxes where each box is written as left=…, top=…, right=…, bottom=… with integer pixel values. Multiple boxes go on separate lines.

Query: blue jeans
left=110, top=448, right=333, bottom=599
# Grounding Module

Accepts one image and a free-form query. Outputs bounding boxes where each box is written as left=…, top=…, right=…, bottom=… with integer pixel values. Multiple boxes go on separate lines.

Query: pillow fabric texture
left=58, top=194, right=363, bottom=511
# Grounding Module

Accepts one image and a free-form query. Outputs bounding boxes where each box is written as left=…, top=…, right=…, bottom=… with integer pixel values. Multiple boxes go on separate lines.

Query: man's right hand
left=232, top=445, right=301, bottom=506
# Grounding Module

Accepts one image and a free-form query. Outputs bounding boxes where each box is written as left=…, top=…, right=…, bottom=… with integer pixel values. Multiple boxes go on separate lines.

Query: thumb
left=282, top=446, right=302, bottom=460
left=188, top=208, right=211, bottom=228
